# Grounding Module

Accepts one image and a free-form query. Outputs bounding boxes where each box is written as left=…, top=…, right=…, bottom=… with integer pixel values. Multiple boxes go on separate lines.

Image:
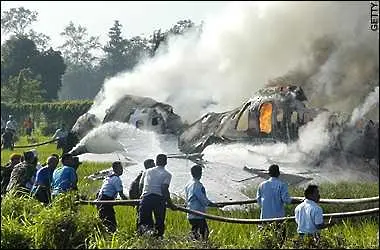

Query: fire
left=259, top=103, right=272, bottom=133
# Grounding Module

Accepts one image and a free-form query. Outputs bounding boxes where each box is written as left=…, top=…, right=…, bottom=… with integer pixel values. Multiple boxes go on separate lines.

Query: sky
left=1, top=1, right=229, bottom=48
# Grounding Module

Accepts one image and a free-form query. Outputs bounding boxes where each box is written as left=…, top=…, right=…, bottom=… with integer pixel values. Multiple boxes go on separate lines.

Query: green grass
left=1, top=135, right=379, bottom=249
left=1, top=134, right=62, bottom=165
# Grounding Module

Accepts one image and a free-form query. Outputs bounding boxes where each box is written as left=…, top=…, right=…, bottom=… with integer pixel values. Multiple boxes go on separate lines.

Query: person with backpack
left=96, top=161, right=128, bottom=233
left=129, top=159, right=155, bottom=230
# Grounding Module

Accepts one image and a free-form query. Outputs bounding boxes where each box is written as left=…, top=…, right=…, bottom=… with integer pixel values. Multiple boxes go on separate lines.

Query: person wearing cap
left=294, top=184, right=334, bottom=243
left=185, top=164, right=224, bottom=241
left=31, top=155, right=59, bottom=204
left=138, top=154, right=176, bottom=238
left=1, top=153, right=22, bottom=194
left=6, top=151, right=37, bottom=195
left=96, top=161, right=127, bottom=233
left=256, top=164, right=293, bottom=219
left=51, top=153, right=78, bottom=197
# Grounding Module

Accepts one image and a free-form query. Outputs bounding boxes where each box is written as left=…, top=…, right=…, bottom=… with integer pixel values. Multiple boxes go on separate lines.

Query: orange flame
left=259, top=103, right=272, bottom=133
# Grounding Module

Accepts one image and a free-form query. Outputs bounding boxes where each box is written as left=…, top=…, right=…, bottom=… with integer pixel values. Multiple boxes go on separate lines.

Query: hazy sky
left=1, top=1, right=229, bottom=48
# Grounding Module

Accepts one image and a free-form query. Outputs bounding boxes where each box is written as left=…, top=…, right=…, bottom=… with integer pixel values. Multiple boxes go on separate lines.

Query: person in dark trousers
left=136, top=159, right=156, bottom=198
left=138, top=154, right=176, bottom=238
left=1, top=128, right=14, bottom=150
left=185, top=164, right=223, bottom=241
left=1, top=153, right=22, bottom=195
left=31, top=155, right=59, bottom=204
left=96, top=161, right=127, bottom=233
left=129, top=159, right=155, bottom=230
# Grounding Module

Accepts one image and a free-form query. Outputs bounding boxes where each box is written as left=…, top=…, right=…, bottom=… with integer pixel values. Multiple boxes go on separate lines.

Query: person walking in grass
left=96, top=161, right=128, bottom=233
left=185, top=164, right=223, bottom=241
left=137, top=154, right=176, bottom=238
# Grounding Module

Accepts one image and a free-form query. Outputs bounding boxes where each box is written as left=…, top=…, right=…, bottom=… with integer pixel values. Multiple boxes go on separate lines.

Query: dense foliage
left=1, top=7, right=202, bottom=102
left=1, top=100, right=93, bottom=134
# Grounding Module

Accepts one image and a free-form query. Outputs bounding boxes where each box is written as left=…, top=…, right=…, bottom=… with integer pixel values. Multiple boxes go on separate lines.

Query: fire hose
left=77, top=196, right=379, bottom=224
left=13, top=138, right=59, bottom=148
left=172, top=207, right=379, bottom=224
left=77, top=196, right=379, bottom=206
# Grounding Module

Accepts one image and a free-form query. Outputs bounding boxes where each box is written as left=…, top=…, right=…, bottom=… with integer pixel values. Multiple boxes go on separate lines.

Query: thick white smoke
left=89, top=2, right=378, bottom=124
left=349, top=86, right=379, bottom=126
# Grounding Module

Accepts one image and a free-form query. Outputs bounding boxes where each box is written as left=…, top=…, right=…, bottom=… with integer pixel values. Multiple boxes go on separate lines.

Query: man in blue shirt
left=256, top=164, right=293, bottom=219
left=51, top=153, right=77, bottom=197
left=185, top=164, right=223, bottom=241
left=96, top=161, right=127, bottom=233
left=295, top=184, right=334, bottom=241
left=31, top=155, right=59, bottom=204
left=256, top=164, right=293, bottom=247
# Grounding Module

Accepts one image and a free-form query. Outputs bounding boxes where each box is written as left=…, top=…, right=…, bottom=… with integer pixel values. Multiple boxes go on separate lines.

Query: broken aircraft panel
left=178, top=85, right=379, bottom=163
left=68, top=94, right=184, bottom=154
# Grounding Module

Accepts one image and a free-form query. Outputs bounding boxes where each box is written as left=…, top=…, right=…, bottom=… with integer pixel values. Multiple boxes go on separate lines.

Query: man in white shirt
left=5, top=115, right=17, bottom=132
left=295, top=184, right=334, bottom=241
left=137, top=154, right=175, bottom=238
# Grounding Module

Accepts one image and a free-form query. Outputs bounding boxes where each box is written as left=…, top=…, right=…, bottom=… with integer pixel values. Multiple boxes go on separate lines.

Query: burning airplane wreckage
left=68, top=85, right=379, bottom=174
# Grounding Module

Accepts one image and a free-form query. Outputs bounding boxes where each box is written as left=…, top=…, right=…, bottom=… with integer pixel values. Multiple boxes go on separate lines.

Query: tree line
left=1, top=7, right=201, bottom=103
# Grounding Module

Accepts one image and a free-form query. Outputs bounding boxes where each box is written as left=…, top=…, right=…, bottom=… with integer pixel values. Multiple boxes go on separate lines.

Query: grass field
left=1, top=135, right=379, bottom=249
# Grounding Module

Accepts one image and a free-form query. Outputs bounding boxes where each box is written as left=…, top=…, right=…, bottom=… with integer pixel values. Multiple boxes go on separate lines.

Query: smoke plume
left=89, top=1, right=379, bottom=124
left=349, top=86, right=379, bottom=126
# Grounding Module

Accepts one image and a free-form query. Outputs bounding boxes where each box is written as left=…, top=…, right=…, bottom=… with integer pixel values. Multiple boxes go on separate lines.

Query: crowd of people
left=1, top=150, right=81, bottom=204
left=1, top=114, right=69, bottom=151
left=94, top=157, right=334, bottom=243
left=1, top=141, right=334, bottom=243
